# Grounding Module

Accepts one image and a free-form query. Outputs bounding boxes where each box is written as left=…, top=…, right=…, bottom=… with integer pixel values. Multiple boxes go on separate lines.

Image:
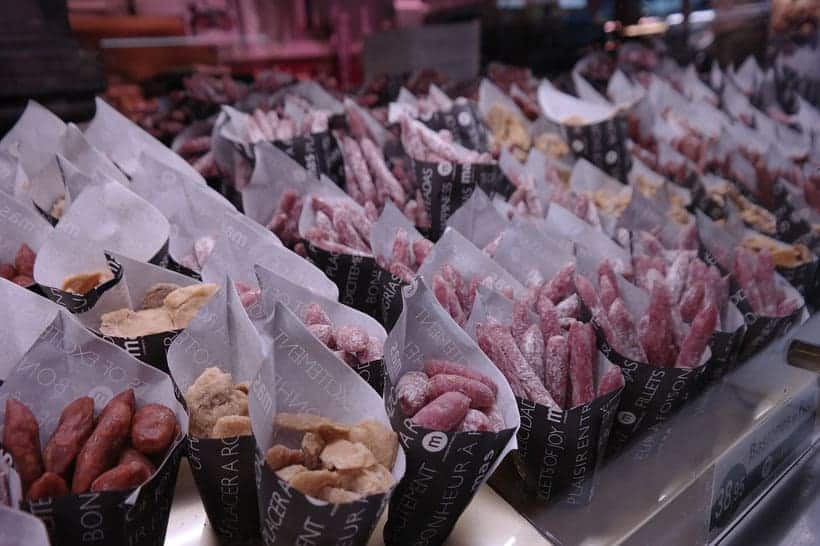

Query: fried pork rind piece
left=212, top=416, right=252, bottom=438
left=184, top=367, right=249, bottom=438
left=99, top=283, right=219, bottom=337
left=268, top=413, right=398, bottom=503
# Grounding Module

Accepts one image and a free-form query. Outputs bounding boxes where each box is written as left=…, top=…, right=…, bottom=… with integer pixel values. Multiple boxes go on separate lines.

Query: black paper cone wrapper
left=254, top=449, right=389, bottom=546
left=379, top=272, right=408, bottom=332
left=98, top=330, right=180, bottom=375
left=6, top=440, right=184, bottom=546
left=382, top=376, right=515, bottom=546
left=562, top=114, right=631, bottom=183
left=419, top=102, right=489, bottom=152
left=412, top=159, right=503, bottom=241
left=187, top=435, right=259, bottom=544
left=512, top=387, right=621, bottom=505
left=352, top=359, right=385, bottom=395
left=39, top=253, right=124, bottom=314
left=272, top=132, right=346, bottom=188
left=302, top=240, right=385, bottom=323
left=587, top=318, right=711, bottom=457
left=776, top=259, right=819, bottom=301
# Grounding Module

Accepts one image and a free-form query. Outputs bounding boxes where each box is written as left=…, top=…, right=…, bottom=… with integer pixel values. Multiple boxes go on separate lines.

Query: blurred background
left=2, top=0, right=817, bottom=132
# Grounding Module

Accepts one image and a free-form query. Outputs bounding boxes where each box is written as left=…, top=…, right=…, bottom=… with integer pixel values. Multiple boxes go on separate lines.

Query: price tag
left=709, top=387, right=816, bottom=537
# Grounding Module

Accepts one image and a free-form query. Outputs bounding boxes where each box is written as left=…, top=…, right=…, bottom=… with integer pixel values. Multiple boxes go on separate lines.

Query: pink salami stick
left=599, top=275, right=618, bottom=312
left=457, top=409, right=491, bottom=432
left=568, top=322, right=596, bottom=407
left=493, top=324, right=557, bottom=407
left=635, top=230, right=665, bottom=258
left=389, top=262, right=414, bottom=282
left=311, top=196, right=337, bottom=222
left=477, top=321, right=526, bottom=397
left=639, top=281, right=677, bottom=367
left=544, top=335, right=570, bottom=408
left=361, top=137, right=407, bottom=206
left=396, top=371, right=431, bottom=417
left=596, top=366, right=624, bottom=396
left=734, top=248, right=765, bottom=314
left=679, top=281, right=705, bottom=323
left=391, top=228, right=412, bottom=267
left=675, top=303, right=718, bottom=368
left=333, top=211, right=371, bottom=253
left=344, top=163, right=365, bottom=205
left=427, top=374, right=495, bottom=409
left=607, top=298, right=647, bottom=362
left=516, top=324, right=545, bottom=386
left=555, top=294, right=580, bottom=320
left=678, top=223, right=699, bottom=250
left=411, top=238, right=433, bottom=268
left=342, top=137, right=376, bottom=201
left=666, top=252, right=693, bottom=304
left=511, top=298, right=532, bottom=341
left=432, top=274, right=466, bottom=326
left=541, top=262, right=576, bottom=304
left=412, top=392, right=471, bottom=431
left=598, top=260, right=618, bottom=297
left=538, top=297, right=562, bottom=344
left=308, top=324, right=334, bottom=346
left=754, top=249, right=778, bottom=315
left=424, top=359, right=498, bottom=396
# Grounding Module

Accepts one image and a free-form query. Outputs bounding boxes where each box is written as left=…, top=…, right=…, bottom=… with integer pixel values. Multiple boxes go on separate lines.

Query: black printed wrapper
left=99, top=330, right=181, bottom=376
left=254, top=448, right=389, bottom=546
left=420, top=102, right=489, bottom=152
left=413, top=159, right=503, bottom=240
left=562, top=113, right=631, bottom=183
left=302, top=240, right=386, bottom=322
left=272, top=131, right=346, bottom=188
left=698, top=247, right=806, bottom=361
left=39, top=253, right=123, bottom=314
left=250, top=302, right=405, bottom=546
left=379, top=272, right=408, bottom=331
left=512, top=386, right=621, bottom=505
left=590, top=323, right=710, bottom=457
left=383, top=376, right=516, bottom=546
left=187, top=436, right=259, bottom=543
left=351, top=359, right=385, bottom=395
left=776, top=259, right=819, bottom=301
left=16, top=443, right=184, bottom=546
left=702, top=318, right=746, bottom=383
left=769, top=182, right=813, bottom=244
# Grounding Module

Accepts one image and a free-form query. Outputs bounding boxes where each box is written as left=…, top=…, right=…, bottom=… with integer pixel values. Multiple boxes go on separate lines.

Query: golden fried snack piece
left=486, top=104, right=531, bottom=154
left=274, top=413, right=351, bottom=439
left=339, top=464, right=395, bottom=496
left=534, top=132, right=570, bottom=160
left=348, top=420, right=398, bottom=469
left=184, top=367, right=249, bottom=438
left=320, top=440, right=377, bottom=470
left=266, top=445, right=305, bottom=471
left=141, top=283, right=181, bottom=309
left=289, top=470, right=342, bottom=498
left=742, top=235, right=812, bottom=268
left=276, top=464, right=307, bottom=482
left=212, top=416, right=252, bottom=438
left=165, top=284, right=219, bottom=329
left=302, top=432, right=325, bottom=470
left=61, top=270, right=114, bottom=295
left=99, top=308, right=175, bottom=338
